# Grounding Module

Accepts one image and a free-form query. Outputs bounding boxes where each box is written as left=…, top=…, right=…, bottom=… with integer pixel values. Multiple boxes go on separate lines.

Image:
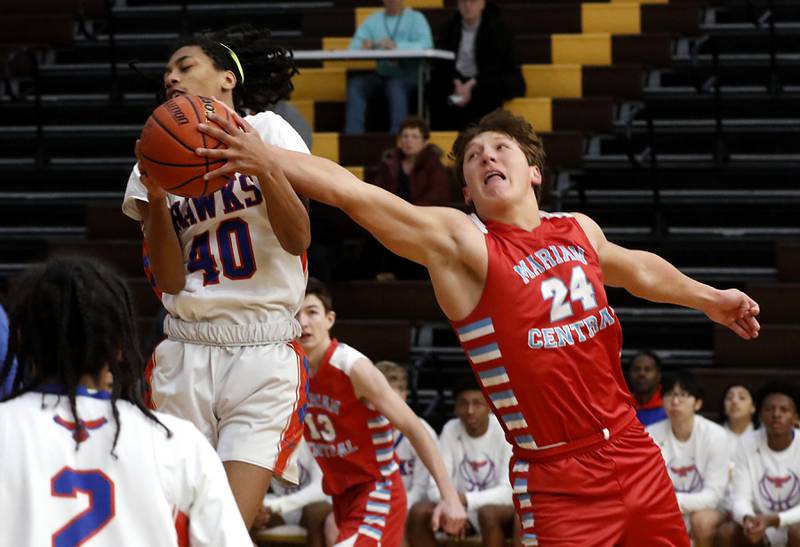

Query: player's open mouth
left=167, top=89, right=185, bottom=100
left=483, top=171, right=506, bottom=185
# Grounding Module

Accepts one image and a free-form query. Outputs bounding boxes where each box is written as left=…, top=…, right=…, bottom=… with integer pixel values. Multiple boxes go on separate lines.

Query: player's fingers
left=206, top=111, right=244, bottom=136
left=728, top=320, right=751, bottom=340
left=195, top=145, right=233, bottom=159
left=229, top=109, right=254, bottom=133
left=197, top=121, right=234, bottom=143
left=203, top=162, right=237, bottom=181
left=430, top=506, right=441, bottom=532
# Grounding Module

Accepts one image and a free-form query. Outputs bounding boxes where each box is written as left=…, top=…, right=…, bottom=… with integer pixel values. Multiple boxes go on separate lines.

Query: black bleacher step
left=598, top=130, right=800, bottom=156
left=0, top=95, right=154, bottom=126
left=570, top=167, right=800, bottom=190
left=744, top=283, right=800, bottom=323
left=332, top=319, right=413, bottom=363
left=694, top=31, right=800, bottom=55
left=712, top=3, right=800, bottom=25
left=714, top=324, right=800, bottom=368
left=48, top=239, right=144, bottom=277
left=777, top=241, right=800, bottom=282
left=638, top=93, right=800, bottom=119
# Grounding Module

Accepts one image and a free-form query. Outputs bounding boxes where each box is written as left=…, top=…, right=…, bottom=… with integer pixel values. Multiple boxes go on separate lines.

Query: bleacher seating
left=1, top=4, right=799, bottom=543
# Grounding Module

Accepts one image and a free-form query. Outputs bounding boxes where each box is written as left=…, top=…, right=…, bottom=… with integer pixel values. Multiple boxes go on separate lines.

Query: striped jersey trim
left=478, top=366, right=510, bottom=388
left=457, top=317, right=495, bottom=343
left=502, top=412, right=528, bottom=430
left=359, top=525, right=383, bottom=541
left=513, top=478, right=528, bottom=494
left=371, top=431, right=393, bottom=445
left=367, top=416, right=390, bottom=429
left=517, top=493, right=532, bottom=508
left=489, top=390, right=519, bottom=409
left=512, top=460, right=530, bottom=474
left=468, top=342, right=502, bottom=364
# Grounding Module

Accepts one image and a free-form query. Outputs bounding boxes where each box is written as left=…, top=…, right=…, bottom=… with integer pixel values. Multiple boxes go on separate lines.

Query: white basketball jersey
left=647, top=415, right=732, bottom=513
left=428, top=416, right=513, bottom=510
left=394, top=417, right=437, bottom=506
left=731, top=428, right=800, bottom=527
left=0, top=387, right=250, bottom=546
left=122, top=110, right=310, bottom=328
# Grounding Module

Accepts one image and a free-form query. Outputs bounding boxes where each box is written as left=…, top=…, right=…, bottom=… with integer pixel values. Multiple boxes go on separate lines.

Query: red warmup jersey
left=451, top=212, right=636, bottom=457
left=304, top=339, right=400, bottom=495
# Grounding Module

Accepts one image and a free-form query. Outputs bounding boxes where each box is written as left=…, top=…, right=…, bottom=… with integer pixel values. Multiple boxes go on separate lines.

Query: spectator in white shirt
left=716, top=383, right=800, bottom=547
left=647, top=370, right=732, bottom=547
left=407, top=377, right=515, bottom=547
left=254, top=439, right=332, bottom=547
left=375, top=360, right=438, bottom=509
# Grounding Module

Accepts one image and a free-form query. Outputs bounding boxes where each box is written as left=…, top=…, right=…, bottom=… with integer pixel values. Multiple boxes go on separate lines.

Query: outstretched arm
left=348, top=358, right=467, bottom=536
left=194, top=111, right=473, bottom=269
left=575, top=213, right=760, bottom=340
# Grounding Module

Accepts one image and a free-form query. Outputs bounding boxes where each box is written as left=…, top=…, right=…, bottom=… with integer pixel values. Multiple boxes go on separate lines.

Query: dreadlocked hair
left=0, top=257, right=171, bottom=456
left=165, top=23, right=298, bottom=113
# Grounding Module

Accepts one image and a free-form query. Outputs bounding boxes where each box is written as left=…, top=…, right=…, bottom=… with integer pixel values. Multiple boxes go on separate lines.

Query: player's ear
left=221, top=70, right=237, bottom=91
left=530, top=165, right=542, bottom=189
left=327, top=310, right=336, bottom=329
left=462, top=186, right=472, bottom=206
left=694, top=398, right=703, bottom=413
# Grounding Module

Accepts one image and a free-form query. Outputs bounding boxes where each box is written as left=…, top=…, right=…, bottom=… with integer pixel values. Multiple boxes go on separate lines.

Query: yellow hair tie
left=219, top=42, right=245, bottom=85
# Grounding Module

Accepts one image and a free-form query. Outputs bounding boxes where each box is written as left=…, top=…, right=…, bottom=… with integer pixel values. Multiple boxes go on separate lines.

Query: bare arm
left=134, top=141, right=185, bottom=294
left=348, top=358, right=467, bottom=535
left=195, top=111, right=476, bottom=269
left=257, top=168, right=310, bottom=256
left=574, top=213, right=760, bottom=340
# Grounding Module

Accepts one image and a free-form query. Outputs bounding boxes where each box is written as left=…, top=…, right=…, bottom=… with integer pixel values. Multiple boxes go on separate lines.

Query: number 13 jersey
left=450, top=212, right=635, bottom=457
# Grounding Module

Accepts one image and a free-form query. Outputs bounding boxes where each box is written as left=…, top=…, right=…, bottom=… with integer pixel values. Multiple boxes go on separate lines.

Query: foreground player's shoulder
left=569, top=212, right=606, bottom=250
left=329, top=342, right=370, bottom=375
left=247, top=110, right=309, bottom=153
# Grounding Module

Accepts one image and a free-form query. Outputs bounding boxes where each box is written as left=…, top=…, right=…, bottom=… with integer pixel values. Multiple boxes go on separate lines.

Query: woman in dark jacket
left=373, top=116, right=453, bottom=206
left=429, top=0, right=525, bottom=130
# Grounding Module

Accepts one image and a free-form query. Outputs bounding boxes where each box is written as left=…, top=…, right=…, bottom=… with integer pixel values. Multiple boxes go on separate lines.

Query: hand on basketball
left=431, top=497, right=467, bottom=538
left=703, top=288, right=760, bottom=340
left=134, top=139, right=166, bottom=201
left=194, top=108, right=272, bottom=181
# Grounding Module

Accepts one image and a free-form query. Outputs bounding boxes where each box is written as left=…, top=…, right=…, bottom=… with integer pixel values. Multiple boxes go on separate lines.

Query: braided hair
left=0, top=257, right=170, bottom=455
left=165, top=23, right=298, bottom=113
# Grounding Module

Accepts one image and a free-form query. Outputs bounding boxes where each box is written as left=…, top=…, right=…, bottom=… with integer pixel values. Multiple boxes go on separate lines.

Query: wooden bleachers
left=777, top=241, right=800, bottom=282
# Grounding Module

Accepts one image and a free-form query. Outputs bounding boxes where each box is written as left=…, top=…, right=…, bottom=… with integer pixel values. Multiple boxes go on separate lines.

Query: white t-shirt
left=721, top=422, right=755, bottom=511
left=647, top=414, right=732, bottom=513
left=428, top=416, right=513, bottom=510
left=0, top=388, right=250, bottom=546
left=122, top=110, right=310, bottom=328
left=393, top=417, right=438, bottom=507
left=731, top=428, right=800, bottom=528
left=265, top=438, right=329, bottom=515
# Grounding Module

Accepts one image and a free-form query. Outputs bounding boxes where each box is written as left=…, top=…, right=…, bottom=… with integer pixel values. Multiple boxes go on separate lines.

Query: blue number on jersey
left=187, top=231, right=221, bottom=285
left=187, top=218, right=256, bottom=285
left=217, top=218, right=256, bottom=280
left=51, top=467, right=115, bottom=547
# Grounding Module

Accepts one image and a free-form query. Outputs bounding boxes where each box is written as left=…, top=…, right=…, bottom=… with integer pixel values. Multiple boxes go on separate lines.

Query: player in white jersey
left=646, top=370, right=732, bottom=547
left=0, top=258, right=250, bottom=546
left=409, top=378, right=515, bottom=547
left=717, top=383, right=800, bottom=547
left=256, top=438, right=333, bottom=547
left=375, top=360, right=438, bottom=509
left=122, top=25, right=311, bottom=528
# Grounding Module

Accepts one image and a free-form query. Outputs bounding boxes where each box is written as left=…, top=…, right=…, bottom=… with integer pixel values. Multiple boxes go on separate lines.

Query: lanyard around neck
left=383, top=9, right=406, bottom=42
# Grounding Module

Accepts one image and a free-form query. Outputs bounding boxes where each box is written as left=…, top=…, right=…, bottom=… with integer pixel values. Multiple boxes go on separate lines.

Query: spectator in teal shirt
left=345, top=0, right=433, bottom=134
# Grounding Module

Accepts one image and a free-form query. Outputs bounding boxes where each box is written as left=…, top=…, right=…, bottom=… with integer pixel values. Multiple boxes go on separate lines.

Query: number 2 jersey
left=122, top=110, right=309, bottom=330
left=304, top=340, right=401, bottom=496
left=450, top=212, right=636, bottom=458
left=0, top=387, right=250, bottom=546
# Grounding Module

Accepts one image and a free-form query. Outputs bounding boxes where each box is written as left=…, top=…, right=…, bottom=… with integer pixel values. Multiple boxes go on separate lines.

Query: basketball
left=138, top=95, right=232, bottom=198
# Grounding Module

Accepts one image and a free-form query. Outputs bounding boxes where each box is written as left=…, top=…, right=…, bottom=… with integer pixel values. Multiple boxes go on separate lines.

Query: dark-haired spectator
left=407, top=378, right=515, bottom=547
left=345, top=0, right=433, bottom=134
left=722, top=384, right=757, bottom=438
left=373, top=117, right=452, bottom=206
left=717, top=383, right=800, bottom=547
left=429, top=0, right=525, bottom=131
left=629, top=350, right=668, bottom=426
left=647, top=370, right=731, bottom=547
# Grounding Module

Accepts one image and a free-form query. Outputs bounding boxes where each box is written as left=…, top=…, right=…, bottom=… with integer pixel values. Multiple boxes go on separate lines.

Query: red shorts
left=510, top=418, right=689, bottom=546
left=332, top=471, right=407, bottom=547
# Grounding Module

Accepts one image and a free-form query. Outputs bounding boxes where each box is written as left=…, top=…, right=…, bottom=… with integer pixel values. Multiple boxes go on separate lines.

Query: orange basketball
left=138, top=95, right=233, bottom=198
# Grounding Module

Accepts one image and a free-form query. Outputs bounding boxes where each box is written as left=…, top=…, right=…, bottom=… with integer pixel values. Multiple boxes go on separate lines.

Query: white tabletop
left=292, top=48, right=455, bottom=61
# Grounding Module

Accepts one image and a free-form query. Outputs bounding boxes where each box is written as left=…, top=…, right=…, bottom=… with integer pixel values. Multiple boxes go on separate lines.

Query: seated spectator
left=722, top=384, right=757, bottom=439
left=716, top=383, right=800, bottom=547
left=375, top=360, right=438, bottom=509
left=647, top=370, right=732, bottom=547
left=373, top=117, right=452, bottom=206
left=628, top=350, right=668, bottom=426
left=429, top=0, right=525, bottom=131
left=345, top=0, right=433, bottom=134
left=407, top=377, right=515, bottom=547
left=254, top=438, right=332, bottom=547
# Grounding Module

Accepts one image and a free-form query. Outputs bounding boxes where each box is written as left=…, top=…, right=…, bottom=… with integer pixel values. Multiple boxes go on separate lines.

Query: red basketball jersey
left=304, top=339, right=400, bottom=495
left=451, top=212, right=636, bottom=458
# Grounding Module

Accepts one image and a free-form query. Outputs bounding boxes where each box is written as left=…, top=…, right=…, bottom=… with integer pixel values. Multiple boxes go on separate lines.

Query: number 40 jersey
left=122, top=110, right=310, bottom=327
left=0, top=387, right=250, bottom=546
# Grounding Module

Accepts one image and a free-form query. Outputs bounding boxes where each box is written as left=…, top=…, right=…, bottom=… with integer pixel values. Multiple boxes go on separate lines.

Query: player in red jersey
left=195, top=109, right=761, bottom=546
left=297, top=279, right=465, bottom=545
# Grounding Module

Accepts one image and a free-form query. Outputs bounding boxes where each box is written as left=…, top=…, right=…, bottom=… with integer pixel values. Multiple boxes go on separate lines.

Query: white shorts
left=147, top=320, right=308, bottom=484
left=766, top=527, right=788, bottom=547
